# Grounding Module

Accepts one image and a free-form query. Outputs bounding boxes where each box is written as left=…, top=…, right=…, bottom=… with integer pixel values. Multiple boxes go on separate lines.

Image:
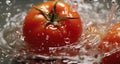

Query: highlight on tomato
left=23, top=1, right=83, bottom=55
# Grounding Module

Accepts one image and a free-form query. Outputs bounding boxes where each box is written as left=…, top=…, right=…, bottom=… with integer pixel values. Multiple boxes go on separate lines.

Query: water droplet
left=28, top=30, right=31, bottom=33
left=37, top=33, right=40, bottom=36
left=38, top=49, right=42, bottom=51
left=42, top=33, right=44, bottom=35
left=64, top=38, right=70, bottom=44
left=16, top=9, right=21, bottom=12
left=72, top=1, right=79, bottom=11
left=94, top=0, right=98, bottom=1
left=6, top=0, right=12, bottom=6
left=112, top=0, right=116, bottom=3
left=41, top=43, right=44, bottom=46
left=41, top=47, right=45, bottom=50
left=0, top=2, right=2, bottom=4
left=0, top=57, right=4, bottom=63
left=5, top=55, right=9, bottom=58
left=46, top=35, right=49, bottom=40
left=20, top=36, right=24, bottom=41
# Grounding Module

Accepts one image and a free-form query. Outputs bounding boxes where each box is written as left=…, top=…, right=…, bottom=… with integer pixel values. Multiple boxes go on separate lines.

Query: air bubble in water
left=0, top=58, right=4, bottom=63
left=7, top=13, right=11, bottom=18
left=6, top=0, right=12, bottom=6
left=0, top=2, right=2, bottom=4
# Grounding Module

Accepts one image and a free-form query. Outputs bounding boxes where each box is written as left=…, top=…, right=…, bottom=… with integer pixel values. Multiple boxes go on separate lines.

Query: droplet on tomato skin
left=37, top=49, right=41, bottom=52
left=64, top=38, right=70, bottom=44
left=28, top=30, right=32, bottom=33
left=37, top=33, right=40, bottom=37
left=49, top=47, right=56, bottom=54
left=45, top=35, right=49, bottom=40
left=98, top=41, right=112, bottom=53
left=42, top=33, right=45, bottom=36
left=41, top=42, right=44, bottom=46
left=57, top=44, right=61, bottom=47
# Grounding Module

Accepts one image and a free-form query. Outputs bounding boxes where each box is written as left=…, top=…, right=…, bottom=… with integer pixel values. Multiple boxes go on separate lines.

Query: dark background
left=0, top=0, right=43, bottom=28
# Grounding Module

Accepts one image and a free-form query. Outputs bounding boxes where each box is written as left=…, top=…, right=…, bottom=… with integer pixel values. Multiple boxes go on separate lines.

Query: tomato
left=23, top=1, right=82, bottom=55
left=98, top=23, right=120, bottom=53
left=98, top=23, right=120, bottom=64
left=101, top=51, right=120, bottom=64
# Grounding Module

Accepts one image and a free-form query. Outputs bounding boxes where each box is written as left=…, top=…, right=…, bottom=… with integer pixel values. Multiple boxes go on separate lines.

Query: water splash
left=0, top=0, right=120, bottom=64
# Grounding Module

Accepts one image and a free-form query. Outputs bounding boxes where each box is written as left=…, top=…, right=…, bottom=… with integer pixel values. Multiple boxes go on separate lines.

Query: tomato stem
left=33, top=6, right=50, bottom=21
left=33, top=1, right=79, bottom=26
left=50, top=1, right=58, bottom=23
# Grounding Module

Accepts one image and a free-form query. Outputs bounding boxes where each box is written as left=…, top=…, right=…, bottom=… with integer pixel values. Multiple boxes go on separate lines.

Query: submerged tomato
left=98, top=23, right=120, bottom=64
left=23, top=1, right=82, bottom=55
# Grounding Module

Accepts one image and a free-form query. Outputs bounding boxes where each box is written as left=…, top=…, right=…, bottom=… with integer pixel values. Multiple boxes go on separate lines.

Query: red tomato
left=98, top=23, right=120, bottom=64
left=23, top=1, right=82, bottom=55
left=98, top=23, right=120, bottom=53
left=101, top=51, right=120, bottom=64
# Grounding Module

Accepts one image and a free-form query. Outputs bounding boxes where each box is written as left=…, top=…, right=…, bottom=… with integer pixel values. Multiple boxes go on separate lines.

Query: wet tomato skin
left=98, top=23, right=120, bottom=64
left=99, top=23, right=120, bottom=53
left=23, top=1, right=82, bottom=55
left=101, top=51, right=120, bottom=64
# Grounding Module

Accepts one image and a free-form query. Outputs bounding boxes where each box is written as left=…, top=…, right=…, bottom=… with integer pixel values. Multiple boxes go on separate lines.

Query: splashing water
left=0, top=0, right=120, bottom=64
